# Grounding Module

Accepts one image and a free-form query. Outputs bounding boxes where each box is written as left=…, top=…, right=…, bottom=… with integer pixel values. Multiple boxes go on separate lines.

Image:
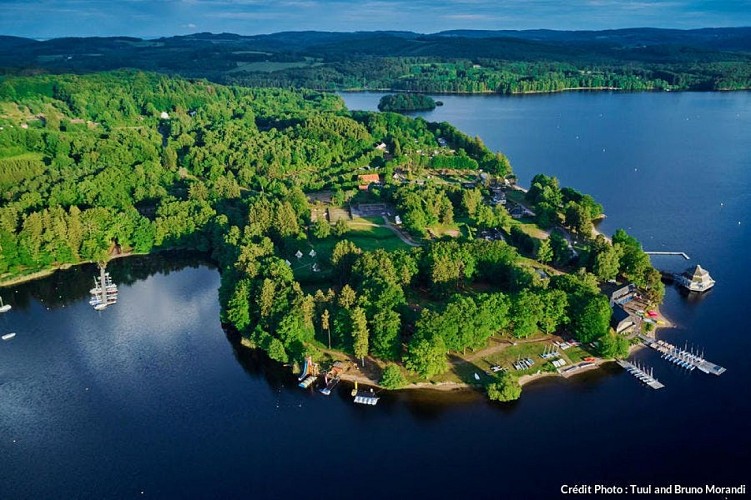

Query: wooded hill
left=1, top=28, right=750, bottom=93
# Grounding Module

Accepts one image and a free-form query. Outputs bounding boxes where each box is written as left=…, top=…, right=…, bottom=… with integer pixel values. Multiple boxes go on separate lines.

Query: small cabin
left=358, top=173, right=381, bottom=191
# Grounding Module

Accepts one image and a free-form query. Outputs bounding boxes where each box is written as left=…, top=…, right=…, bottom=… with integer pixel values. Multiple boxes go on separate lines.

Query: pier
left=644, top=251, right=690, bottom=260
left=89, top=265, right=118, bottom=310
left=616, top=359, right=664, bottom=389
left=639, top=335, right=726, bottom=375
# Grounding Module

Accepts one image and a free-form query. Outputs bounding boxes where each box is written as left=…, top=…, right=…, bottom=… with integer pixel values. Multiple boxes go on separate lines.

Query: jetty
left=639, top=335, right=725, bottom=375
left=616, top=359, right=664, bottom=389
left=90, top=265, right=118, bottom=310
left=645, top=251, right=690, bottom=260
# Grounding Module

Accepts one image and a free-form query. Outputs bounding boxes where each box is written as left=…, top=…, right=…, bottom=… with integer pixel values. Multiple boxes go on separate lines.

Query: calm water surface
left=2, top=92, right=750, bottom=498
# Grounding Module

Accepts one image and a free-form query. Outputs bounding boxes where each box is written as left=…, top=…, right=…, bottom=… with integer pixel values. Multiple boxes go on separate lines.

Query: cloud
left=1, top=0, right=750, bottom=38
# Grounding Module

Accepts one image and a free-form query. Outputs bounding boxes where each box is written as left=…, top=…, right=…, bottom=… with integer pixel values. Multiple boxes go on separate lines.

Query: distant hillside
left=1, top=28, right=750, bottom=93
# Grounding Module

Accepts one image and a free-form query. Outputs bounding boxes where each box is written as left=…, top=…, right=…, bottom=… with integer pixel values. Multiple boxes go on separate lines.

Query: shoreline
left=338, top=87, right=751, bottom=98
left=9, top=248, right=673, bottom=399
left=0, top=250, right=170, bottom=288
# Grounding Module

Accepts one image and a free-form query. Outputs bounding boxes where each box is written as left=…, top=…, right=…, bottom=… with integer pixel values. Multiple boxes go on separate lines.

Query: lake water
left=2, top=92, right=750, bottom=498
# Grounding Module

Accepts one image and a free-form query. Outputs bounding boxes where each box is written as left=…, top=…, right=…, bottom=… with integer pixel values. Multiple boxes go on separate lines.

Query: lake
left=1, top=91, right=750, bottom=498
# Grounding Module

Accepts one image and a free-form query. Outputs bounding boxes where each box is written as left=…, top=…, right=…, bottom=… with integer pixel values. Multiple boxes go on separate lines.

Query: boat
left=0, top=296, right=11, bottom=313
left=319, top=375, right=341, bottom=396
left=94, top=303, right=108, bottom=311
left=2, top=332, right=16, bottom=340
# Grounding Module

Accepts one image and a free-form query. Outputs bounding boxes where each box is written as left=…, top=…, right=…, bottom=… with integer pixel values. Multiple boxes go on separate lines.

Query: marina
left=639, top=335, right=726, bottom=376
left=90, top=266, right=118, bottom=311
left=616, top=359, right=664, bottom=389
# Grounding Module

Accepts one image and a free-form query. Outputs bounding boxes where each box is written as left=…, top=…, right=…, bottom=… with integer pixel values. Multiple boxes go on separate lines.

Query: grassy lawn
left=561, top=345, right=597, bottom=364
left=293, top=225, right=410, bottom=282
left=513, top=221, right=549, bottom=239
left=427, top=222, right=461, bottom=237
left=480, top=339, right=559, bottom=376
left=505, top=189, right=527, bottom=205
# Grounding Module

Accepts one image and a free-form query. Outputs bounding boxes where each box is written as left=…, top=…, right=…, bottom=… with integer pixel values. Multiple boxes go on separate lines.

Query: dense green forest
left=2, top=29, right=751, bottom=95
left=378, top=94, right=437, bottom=112
left=0, top=71, right=662, bottom=401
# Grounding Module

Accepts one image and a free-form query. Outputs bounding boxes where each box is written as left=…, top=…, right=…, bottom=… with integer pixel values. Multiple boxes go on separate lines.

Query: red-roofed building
left=358, top=173, right=381, bottom=191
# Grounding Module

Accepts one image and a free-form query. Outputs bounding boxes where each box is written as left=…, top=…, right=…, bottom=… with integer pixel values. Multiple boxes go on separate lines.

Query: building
left=676, top=265, right=715, bottom=292
left=358, top=173, right=381, bottom=191
left=611, top=305, right=636, bottom=334
left=610, top=284, right=636, bottom=306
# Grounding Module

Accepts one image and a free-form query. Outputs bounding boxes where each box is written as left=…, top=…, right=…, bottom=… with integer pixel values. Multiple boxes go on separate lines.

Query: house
left=490, top=187, right=506, bottom=205
left=358, top=173, right=381, bottom=191
left=611, top=305, right=636, bottom=333
left=676, top=265, right=715, bottom=292
left=509, top=205, right=535, bottom=219
left=610, top=284, right=637, bottom=306
left=375, top=142, right=388, bottom=152
left=160, top=111, right=170, bottom=120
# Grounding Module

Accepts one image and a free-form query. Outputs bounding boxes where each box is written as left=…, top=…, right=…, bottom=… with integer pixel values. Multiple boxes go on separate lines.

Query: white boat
left=0, top=296, right=10, bottom=313
left=2, top=332, right=16, bottom=340
left=94, top=303, right=108, bottom=311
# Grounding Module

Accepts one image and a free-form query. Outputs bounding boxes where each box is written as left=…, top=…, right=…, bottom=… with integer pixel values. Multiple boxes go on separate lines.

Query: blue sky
left=2, top=0, right=750, bottom=39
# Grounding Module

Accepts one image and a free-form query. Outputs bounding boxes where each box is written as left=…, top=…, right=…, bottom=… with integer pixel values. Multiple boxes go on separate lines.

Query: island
left=377, top=94, right=437, bottom=112
left=0, top=71, right=667, bottom=402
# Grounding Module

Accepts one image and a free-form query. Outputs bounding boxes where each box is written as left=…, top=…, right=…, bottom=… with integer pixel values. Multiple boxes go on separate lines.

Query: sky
left=1, top=0, right=750, bottom=39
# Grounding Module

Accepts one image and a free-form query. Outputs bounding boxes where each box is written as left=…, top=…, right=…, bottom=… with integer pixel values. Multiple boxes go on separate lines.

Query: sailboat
left=0, top=296, right=11, bottom=313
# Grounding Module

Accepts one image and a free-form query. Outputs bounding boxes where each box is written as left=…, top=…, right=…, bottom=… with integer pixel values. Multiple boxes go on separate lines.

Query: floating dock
left=353, top=389, right=379, bottom=406
left=298, top=375, right=317, bottom=389
left=617, top=359, right=664, bottom=389
left=639, top=335, right=725, bottom=375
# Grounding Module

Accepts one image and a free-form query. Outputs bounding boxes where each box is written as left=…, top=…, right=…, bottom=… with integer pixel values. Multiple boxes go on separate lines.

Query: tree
left=598, top=332, right=630, bottom=359
left=380, top=364, right=407, bottom=389
left=591, top=239, right=622, bottom=281
left=571, top=294, right=611, bottom=342
left=338, top=284, right=357, bottom=309
left=226, top=278, right=252, bottom=332
left=321, top=309, right=331, bottom=348
left=351, top=306, right=369, bottom=366
left=370, top=309, right=401, bottom=360
left=539, top=289, right=569, bottom=334
left=462, top=188, right=482, bottom=217
left=536, top=237, right=553, bottom=265
left=404, top=333, right=448, bottom=379
left=487, top=373, right=522, bottom=402
left=332, top=218, right=349, bottom=237
left=311, top=217, right=330, bottom=239
left=511, top=290, right=543, bottom=338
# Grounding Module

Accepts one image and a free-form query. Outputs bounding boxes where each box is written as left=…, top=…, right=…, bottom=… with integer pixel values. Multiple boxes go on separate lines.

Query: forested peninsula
left=0, top=72, right=665, bottom=401
left=378, top=94, right=437, bottom=112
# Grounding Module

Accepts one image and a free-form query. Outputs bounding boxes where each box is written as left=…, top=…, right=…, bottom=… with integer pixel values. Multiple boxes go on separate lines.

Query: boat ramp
left=616, top=359, right=664, bottom=389
left=639, top=335, right=726, bottom=375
